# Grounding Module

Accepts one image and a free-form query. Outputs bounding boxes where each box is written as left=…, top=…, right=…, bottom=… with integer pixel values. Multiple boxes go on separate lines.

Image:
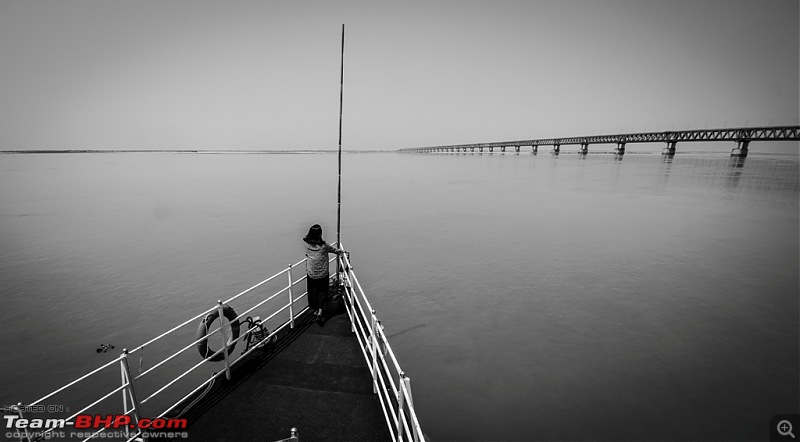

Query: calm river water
left=1, top=150, right=798, bottom=441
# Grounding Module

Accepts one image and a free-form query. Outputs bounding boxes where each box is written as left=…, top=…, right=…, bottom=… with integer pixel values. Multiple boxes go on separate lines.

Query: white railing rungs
left=129, top=305, right=218, bottom=355
left=228, top=284, right=294, bottom=325
left=400, top=380, right=424, bottom=441
left=346, top=260, right=373, bottom=314
left=21, top=248, right=424, bottom=442
left=139, top=288, right=310, bottom=382
left=352, top=320, right=371, bottom=367
left=136, top=330, right=216, bottom=380
left=144, top=299, right=296, bottom=404
left=378, top=353, right=399, bottom=399
left=338, top=250, right=424, bottom=442
left=374, top=370, right=396, bottom=442
left=29, top=357, right=121, bottom=406
left=141, top=355, right=210, bottom=404
left=64, top=384, right=127, bottom=423
left=132, top=262, right=299, bottom=356
left=222, top=266, right=291, bottom=305
left=378, top=376, right=397, bottom=436
left=155, top=368, right=229, bottom=420
left=261, top=300, right=294, bottom=323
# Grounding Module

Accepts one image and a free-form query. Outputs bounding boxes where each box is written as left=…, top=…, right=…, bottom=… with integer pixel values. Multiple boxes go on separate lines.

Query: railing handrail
left=26, top=261, right=301, bottom=407
left=16, top=246, right=424, bottom=442
left=17, top=256, right=318, bottom=442
left=339, top=250, right=426, bottom=441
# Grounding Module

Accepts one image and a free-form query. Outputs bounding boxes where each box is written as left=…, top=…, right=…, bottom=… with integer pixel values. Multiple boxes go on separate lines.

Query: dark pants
left=307, top=275, right=329, bottom=310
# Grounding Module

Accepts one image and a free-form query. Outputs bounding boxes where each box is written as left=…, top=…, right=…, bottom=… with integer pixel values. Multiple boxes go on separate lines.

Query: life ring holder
left=196, top=304, right=241, bottom=362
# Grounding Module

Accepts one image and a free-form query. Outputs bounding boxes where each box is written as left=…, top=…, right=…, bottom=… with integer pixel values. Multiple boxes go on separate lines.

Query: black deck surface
left=172, top=311, right=391, bottom=442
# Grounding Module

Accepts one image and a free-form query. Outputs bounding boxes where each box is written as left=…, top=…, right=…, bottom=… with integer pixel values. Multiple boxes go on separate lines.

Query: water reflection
left=725, top=158, right=744, bottom=192
left=729, top=156, right=746, bottom=168
left=656, top=155, right=674, bottom=195
left=658, top=155, right=799, bottom=202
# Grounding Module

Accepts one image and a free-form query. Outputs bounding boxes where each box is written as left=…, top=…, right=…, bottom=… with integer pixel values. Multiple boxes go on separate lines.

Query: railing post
left=371, top=309, right=378, bottom=394
left=396, top=372, right=406, bottom=442
left=345, top=256, right=355, bottom=333
left=15, top=403, right=33, bottom=442
left=404, top=376, right=414, bottom=410
left=287, top=264, right=295, bottom=329
left=121, top=361, right=129, bottom=430
left=404, top=376, right=419, bottom=442
left=119, top=350, right=144, bottom=434
left=217, top=300, right=232, bottom=381
left=378, top=321, right=386, bottom=356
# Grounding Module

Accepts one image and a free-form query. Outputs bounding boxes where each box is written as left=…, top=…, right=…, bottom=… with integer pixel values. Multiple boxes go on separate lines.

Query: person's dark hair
left=303, top=224, right=324, bottom=245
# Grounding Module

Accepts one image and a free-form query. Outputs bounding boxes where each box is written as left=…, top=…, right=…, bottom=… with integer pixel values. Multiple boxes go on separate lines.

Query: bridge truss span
left=399, top=125, right=800, bottom=157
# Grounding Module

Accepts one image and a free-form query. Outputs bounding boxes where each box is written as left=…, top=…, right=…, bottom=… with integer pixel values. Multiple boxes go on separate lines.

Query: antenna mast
left=336, top=24, right=345, bottom=272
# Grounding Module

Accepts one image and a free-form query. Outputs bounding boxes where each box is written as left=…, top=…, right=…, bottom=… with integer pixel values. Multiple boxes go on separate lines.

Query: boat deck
left=173, top=310, right=390, bottom=441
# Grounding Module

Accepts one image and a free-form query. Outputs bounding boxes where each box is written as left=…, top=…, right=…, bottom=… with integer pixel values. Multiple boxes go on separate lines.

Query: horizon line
left=0, top=149, right=389, bottom=154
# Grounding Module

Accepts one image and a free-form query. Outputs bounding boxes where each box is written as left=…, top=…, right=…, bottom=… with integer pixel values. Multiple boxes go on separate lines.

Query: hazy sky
left=0, top=0, right=797, bottom=151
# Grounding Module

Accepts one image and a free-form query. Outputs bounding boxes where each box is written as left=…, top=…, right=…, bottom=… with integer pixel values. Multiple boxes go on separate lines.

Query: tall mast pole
left=336, top=24, right=345, bottom=274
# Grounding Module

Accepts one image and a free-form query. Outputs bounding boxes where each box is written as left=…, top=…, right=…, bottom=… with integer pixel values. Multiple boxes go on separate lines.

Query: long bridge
left=398, top=125, right=800, bottom=157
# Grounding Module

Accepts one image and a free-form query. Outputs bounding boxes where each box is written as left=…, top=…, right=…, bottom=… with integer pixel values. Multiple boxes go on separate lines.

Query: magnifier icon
left=778, top=420, right=795, bottom=439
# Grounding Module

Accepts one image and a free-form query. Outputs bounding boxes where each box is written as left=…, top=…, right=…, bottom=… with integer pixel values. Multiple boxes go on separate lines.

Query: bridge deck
left=172, top=310, right=390, bottom=441
left=400, top=125, right=800, bottom=152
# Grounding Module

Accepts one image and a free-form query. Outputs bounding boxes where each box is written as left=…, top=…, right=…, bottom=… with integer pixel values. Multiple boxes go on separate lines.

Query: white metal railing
left=10, top=246, right=424, bottom=442
left=338, top=250, right=426, bottom=442
left=12, top=256, right=315, bottom=442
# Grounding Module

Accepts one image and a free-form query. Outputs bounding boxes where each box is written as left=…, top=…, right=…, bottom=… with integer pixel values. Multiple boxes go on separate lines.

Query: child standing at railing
left=303, top=224, right=344, bottom=321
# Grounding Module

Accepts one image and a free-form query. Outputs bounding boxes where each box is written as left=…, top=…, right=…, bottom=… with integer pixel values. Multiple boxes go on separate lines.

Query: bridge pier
left=615, top=142, right=626, bottom=155
left=662, top=141, right=677, bottom=156
left=731, top=140, right=749, bottom=157
left=552, top=144, right=560, bottom=155
left=579, top=143, right=589, bottom=155
left=532, top=145, right=538, bottom=154
left=515, top=146, right=520, bottom=153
